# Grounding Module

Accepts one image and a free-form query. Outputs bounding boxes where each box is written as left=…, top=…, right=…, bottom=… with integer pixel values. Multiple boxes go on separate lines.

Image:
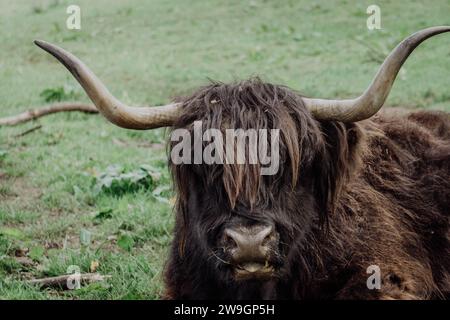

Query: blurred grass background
left=0, top=0, right=449, bottom=299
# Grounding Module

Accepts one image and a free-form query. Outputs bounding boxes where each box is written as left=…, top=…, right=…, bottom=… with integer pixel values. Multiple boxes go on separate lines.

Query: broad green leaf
left=80, top=229, right=92, bottom=246
left=92, top=164, right=165, bottom=196
left=93, top=208, right=113, bottom=222
left=117, top=234, right=134, bottom=252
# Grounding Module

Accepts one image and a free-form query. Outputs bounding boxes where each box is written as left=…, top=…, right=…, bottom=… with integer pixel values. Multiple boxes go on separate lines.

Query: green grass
left=0, top=0, right=449, bottom=299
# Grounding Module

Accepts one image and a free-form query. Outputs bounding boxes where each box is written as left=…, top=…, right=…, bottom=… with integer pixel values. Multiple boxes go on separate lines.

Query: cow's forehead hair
left=170, top=78, right=325, bottom=208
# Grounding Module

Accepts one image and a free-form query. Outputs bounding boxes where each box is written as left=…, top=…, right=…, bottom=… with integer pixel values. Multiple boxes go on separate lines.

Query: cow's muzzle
left=222, top=224, right=279, bottom=280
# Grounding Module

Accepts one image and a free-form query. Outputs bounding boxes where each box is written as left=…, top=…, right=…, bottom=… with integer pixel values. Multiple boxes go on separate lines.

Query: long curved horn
left=34, top=40, right=180, bottom=130
left=303, top=26, right=450, bottom=122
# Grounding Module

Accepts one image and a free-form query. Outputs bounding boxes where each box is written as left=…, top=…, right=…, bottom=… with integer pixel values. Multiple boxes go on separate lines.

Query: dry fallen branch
left=0, top=103, right=98, bottom=126
left=26, top=273, right=111, bottom=289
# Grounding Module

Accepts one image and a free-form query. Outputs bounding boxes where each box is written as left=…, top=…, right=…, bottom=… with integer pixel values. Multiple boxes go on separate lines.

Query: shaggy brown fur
left=164, top=78, right=450, bottom=299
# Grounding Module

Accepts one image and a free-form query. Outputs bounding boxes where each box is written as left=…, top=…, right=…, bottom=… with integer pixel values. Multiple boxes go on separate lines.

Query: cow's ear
left=314, top=121, right=364, bottom=224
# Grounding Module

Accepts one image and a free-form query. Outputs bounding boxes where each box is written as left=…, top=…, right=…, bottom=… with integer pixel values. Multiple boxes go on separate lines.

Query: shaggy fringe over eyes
left=170, top=78, right=327, bottom=210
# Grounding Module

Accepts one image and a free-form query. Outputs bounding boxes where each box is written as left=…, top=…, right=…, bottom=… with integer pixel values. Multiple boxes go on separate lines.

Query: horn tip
left=34, top=39, right=49, bottom=49
left=34, top=40, right=57, bottom=54
left=34, top=39, right=43, bottom=46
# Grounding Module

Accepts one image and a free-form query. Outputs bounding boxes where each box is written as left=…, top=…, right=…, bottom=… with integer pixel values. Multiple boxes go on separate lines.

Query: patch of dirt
left=0, top=176, right=42, bottom=205
left=0, top=171, right=9, bottom=180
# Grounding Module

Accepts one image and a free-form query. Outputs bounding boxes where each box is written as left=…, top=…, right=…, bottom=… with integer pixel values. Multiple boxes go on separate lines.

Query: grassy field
left=0, top=0, right=449, bottom=299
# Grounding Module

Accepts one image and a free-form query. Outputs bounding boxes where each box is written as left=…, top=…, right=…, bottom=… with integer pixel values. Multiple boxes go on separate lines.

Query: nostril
left=223, top=228, right=238, bottom=248
left=225, top=235, right=236, bottom=248
left=257, top=225, right=275, bottom=247
left=261, top=231, right=274, bottom=247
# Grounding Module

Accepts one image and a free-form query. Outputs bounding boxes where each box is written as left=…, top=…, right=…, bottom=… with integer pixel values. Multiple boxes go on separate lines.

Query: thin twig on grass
left=112, top=138, right=165, bottom=150
left=14, top=125, right=42, bottom=137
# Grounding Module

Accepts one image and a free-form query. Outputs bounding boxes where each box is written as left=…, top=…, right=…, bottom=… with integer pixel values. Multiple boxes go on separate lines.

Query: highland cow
left=34, top=26, right=450, bottom=299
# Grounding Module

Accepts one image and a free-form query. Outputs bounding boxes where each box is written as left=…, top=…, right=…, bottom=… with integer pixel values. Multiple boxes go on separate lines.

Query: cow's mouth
left=234, top=262, right=275, bottom=281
